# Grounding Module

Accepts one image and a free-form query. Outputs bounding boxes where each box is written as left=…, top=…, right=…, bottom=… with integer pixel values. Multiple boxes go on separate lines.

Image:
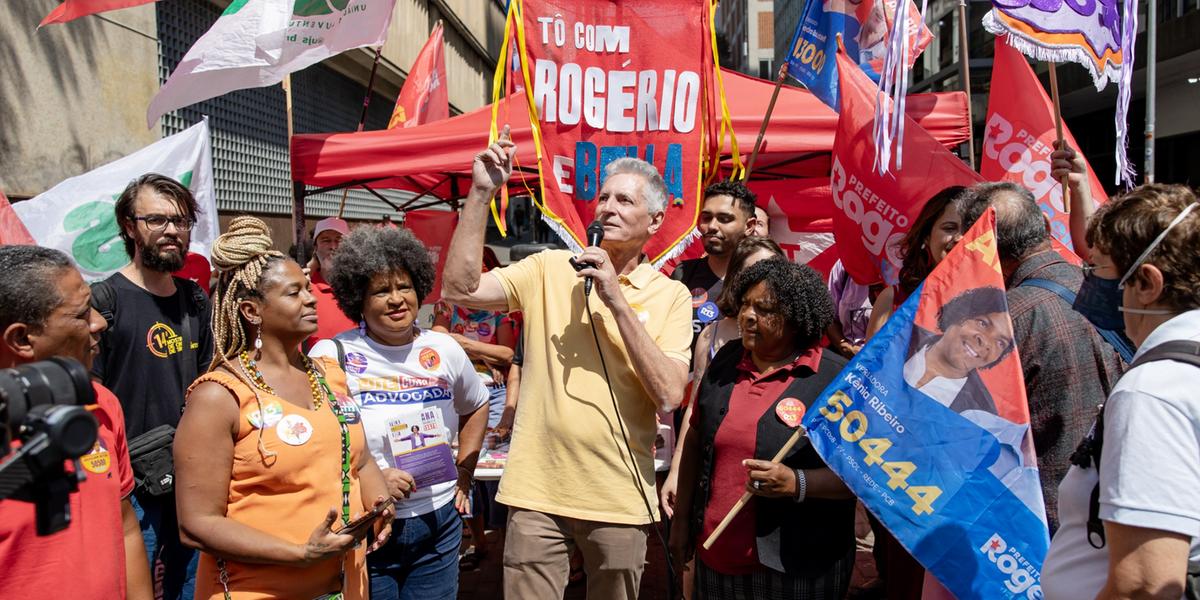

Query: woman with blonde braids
left=174, top=216, right=393, bottom=600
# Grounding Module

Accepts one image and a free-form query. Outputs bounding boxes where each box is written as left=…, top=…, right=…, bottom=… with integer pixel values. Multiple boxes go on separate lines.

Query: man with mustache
left=92, top=173, right=211, bottom=600
left=672, top=181, right=759, bottom=351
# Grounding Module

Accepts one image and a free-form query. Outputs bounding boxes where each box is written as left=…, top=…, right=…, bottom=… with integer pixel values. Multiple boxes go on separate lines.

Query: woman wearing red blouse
left=670, top=258, right=857, bottom=599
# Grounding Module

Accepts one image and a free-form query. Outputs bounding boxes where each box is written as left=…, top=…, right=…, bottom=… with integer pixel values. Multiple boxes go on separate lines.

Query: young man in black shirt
left=671, top=181, right=758, bottom=348
left=92, top=173, right=211, bottom=600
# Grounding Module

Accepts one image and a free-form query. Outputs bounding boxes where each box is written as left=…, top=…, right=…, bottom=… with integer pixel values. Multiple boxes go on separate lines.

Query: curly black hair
left=729, top=258, right=835, bottom=349
left=703, top=180, right=757, bottom=220
left=328, top=226, right=436, bottom=323
left=935, top=286, right=1015, bottom=369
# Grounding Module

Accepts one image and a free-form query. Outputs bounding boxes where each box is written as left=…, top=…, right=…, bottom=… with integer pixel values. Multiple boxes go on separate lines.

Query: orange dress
left=190, top=357, right=369, bottom=600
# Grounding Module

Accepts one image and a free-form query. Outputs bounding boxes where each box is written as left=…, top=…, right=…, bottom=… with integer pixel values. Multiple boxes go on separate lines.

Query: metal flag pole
left=1145, top=0, right=1157, bottom=183
left=957, top=0, right=977, bottom=169
left=337, top=46, right=386, bottom=218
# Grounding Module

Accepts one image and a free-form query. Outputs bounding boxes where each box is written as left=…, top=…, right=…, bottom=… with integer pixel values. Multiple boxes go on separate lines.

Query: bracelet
left=793, top=468, right=807, bottom=503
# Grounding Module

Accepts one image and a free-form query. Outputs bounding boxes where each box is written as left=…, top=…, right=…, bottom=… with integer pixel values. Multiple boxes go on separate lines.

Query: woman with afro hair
left=669, top=258, right=858, bottom=599
left=307, top=225, right=491, bottom=600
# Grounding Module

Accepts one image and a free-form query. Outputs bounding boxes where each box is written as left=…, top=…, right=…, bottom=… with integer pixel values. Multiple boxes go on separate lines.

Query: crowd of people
left=0, top=124, right=1198, bottom=600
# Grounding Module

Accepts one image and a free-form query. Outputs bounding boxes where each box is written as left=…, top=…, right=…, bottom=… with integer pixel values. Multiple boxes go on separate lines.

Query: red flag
left=404, top=210, right=458, bottom=304
left=0, top=191, right=36, bottom=245
left=982, top=37, right=1106, bottom=250
left=388, top=22, right=449, bottom=129
left=831, top=44, right=981, bottom=285
left=39, top=0, right=156, bottom=27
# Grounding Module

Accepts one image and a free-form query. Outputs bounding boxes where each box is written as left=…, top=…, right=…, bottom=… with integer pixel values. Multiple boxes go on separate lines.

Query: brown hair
left=716, top=236, right=784, bottom=317
left=897, top=186, right=966, bottom=297
left=115, top=173, right=200, bottom=258
left=1087, top=184, right=1200, bottom=311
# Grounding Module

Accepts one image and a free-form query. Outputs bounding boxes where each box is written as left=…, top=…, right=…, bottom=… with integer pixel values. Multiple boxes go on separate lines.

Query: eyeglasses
left=133, top=214, right=195, bottom=232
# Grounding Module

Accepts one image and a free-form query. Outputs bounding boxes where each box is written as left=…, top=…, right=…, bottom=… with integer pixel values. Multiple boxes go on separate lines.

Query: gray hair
left=0, top=246, right=75, bottom=330
left=604, top=157, right=669, bottom=214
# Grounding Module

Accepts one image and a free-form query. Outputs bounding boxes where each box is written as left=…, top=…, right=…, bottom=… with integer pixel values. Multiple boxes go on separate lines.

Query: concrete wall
left=0, top=1, right=159, bottom=198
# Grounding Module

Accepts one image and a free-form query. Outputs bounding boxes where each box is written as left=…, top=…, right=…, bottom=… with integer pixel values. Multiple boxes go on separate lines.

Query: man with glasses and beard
left=92, top=173, right=211, bottom=600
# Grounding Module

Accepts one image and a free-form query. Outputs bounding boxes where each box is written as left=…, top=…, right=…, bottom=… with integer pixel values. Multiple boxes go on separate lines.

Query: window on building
left=759, top=60, right=773, bottom=79
left=758, top=11, right=774, bottom=49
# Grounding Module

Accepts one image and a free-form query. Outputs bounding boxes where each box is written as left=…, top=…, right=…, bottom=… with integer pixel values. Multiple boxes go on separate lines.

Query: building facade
left=1, top=0, right=505, bottom=239
left=720, top=0, right=778, bottom=78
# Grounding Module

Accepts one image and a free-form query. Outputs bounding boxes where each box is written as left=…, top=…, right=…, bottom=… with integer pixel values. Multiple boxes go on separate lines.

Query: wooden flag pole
left=337, top=46, right=385, bottom=219
left=956, top=0, right=977, bottom=169
left=744, top=63, right=789, bottom=180
left=1048, top=63, right=1070, bottom=214
left=702, top=427, right=806, bottom=550
left=284, top=74, right=307, bottom=263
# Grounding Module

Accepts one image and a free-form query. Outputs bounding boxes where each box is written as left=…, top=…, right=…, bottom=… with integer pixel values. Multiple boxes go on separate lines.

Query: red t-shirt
left=309, top=269, right=356, bottom=346
left=693, top=347, right=822, bottom=575
left=0, top=382, right=135, bottom=599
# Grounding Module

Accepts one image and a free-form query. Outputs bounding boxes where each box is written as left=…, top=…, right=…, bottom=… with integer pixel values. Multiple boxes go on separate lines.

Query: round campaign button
left=775, top=398, right=806, bottom=428
left=275, top=414, right=314, bottom=446
left=697, top=302, right=720, bottom=324
left=247, top=400, right=284, bottom=429
left=344, top=351, right=369, bottom=375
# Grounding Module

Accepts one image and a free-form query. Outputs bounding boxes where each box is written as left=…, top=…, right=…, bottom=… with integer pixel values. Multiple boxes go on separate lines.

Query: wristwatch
left=793, top=468, right=807, bottom=503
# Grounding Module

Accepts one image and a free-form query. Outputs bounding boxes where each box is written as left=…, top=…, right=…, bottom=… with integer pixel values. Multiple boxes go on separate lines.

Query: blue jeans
left=369, top=501, right=462, bottom=600
left=131, top=492, right=198, bottom=600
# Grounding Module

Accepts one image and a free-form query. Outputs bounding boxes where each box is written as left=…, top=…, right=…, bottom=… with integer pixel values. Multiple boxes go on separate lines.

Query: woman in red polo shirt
left=670, top=258, right=857, bottom=599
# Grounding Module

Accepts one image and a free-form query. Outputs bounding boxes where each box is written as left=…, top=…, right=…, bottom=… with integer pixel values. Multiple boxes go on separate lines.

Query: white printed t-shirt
left=310, top=328, right=488, bottom=518
left=1043, top=309, right=1200, bottom=599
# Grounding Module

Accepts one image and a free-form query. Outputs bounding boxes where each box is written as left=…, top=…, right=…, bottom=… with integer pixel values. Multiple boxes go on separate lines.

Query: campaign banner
left=784, top=0, right=931, bottom=109
left=14, top=120, right=218, bottom=281
left=803, top=208, right=1050, bottom=599
left=388, top=22, right=448, bottom=129
left=982, top=38, right=1105, bottom=250
left=387, top=406, right=457, bottom=490
left=404, top=209, right=458, bottom=305
left=511, top=0, right=711, bottom=264
left=830, top=47, right=980, bottom=285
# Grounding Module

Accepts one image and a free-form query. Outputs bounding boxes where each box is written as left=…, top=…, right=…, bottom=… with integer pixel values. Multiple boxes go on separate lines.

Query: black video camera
left=0, top=358, right=99, bottom=535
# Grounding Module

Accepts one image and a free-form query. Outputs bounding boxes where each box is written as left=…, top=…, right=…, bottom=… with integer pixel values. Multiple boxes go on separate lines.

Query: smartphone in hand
left=333, top=497, right=394, bottom=538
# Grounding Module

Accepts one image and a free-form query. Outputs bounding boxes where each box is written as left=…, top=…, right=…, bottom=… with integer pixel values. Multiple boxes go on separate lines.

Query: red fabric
left=404, top=210, right=458, bottom=305
left=308, top=270, right=356, bottom=345
left=982, top=38, right=1107, bottom=250
left=694, top=347, right=823, bottom=575
left=173, top=252, right=212, bottom=294
left=830, top=46, right=982, bottom=286
left=0, top=382, right=134, bottom=598
left=0, top=190, right=35, bottom=245
left=388, top=22, right=448, bottom=129
left=39, top=0, right=155, bottom=26
left=289, top=71, right=969, bottom=197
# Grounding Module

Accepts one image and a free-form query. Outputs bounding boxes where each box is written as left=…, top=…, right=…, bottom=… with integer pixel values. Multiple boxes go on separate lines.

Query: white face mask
left=1116, top=202, right=1199, bottom=315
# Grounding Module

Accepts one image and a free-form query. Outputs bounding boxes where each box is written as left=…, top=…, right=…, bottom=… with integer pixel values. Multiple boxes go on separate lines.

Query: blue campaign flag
left=802, top=209, right=1051, bottom=599
left=784, top=0, right=931, bottom=109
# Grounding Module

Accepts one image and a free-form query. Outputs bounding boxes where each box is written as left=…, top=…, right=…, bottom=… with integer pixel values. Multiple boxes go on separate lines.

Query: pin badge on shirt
left=247, top=400, right=284, bottom=429
left=276, top=414, right=314, bottom=446
left=776, top=398, right=806, bottom=428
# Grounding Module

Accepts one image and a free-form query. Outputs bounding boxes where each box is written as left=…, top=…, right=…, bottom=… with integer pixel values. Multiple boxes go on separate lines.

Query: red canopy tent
left=289, top=68, right=970, bottom=209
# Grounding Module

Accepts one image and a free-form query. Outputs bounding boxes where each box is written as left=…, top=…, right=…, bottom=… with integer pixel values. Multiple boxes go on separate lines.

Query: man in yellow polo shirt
left=442, top=126, right=692, bottom=599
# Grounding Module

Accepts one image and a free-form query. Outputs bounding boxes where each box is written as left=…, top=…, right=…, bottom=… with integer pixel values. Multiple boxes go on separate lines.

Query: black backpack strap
left=332, top=338, right=346, bottom=372
left=1130, top=340, right=1200, bottom=369
left=1020, top=278, right=1137, bottom=363
left=173, top=277, right=205, bottom=401
left=89, top=279, right=117, bottom=330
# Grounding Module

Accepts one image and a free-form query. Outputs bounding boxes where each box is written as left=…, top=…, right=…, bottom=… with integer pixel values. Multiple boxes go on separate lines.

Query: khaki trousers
left=503, top=507, right=648, bottom=599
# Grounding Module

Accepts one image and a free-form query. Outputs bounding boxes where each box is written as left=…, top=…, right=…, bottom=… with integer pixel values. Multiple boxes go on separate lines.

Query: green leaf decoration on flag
left=292, top=0, right=350, bottom=17
left=63, top=199, right=125, bottom=273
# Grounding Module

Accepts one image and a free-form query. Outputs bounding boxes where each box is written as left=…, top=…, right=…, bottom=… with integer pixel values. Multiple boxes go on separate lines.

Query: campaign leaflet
left=387, top=406, right=457, bottom=489
left=803, top=208, right=1051, bottom=599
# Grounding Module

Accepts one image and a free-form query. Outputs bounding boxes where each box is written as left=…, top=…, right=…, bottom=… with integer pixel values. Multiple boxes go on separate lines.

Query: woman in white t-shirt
left=1043, top=185, right=1200, bottom=599
left=308, top=226, right=489, bottom=600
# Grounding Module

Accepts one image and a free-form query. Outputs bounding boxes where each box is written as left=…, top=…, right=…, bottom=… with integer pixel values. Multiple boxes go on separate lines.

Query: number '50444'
left=819, top=391, right=943, bottom=515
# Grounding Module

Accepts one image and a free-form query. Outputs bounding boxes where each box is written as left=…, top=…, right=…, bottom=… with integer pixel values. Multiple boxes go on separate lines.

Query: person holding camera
left=174, top=217, right=392, bottom=600
left=0, top=245, right=153, bottom=599
left=91, top=173, right=212, bottom=599
left=442, top=126, right=693, bottom=599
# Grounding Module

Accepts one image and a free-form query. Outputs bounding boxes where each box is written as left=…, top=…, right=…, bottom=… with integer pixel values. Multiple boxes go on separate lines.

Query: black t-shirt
left=92, top=272, right=213, bottom=440
left=671, top=258, right=723, bottom=353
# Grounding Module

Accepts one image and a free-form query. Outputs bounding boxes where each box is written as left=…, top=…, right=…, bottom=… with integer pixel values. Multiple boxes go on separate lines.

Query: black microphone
left=584, top=221, right=605, bottom=297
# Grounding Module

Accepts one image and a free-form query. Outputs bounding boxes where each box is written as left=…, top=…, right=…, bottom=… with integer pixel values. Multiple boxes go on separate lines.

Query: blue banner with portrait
left=802, top=209, right=1051, bottom=599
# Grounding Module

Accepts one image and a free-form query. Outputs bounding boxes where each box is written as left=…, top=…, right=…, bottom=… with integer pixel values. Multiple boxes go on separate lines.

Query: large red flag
left=40, top=0, right=155, bottom=27
left=982, top=37, right=1106, bottom=250
left=831, top=44, right=981, bottom=285
left=388, top=22, right=449, bottom=129
left=0, top=191, right=36, bottom=245
left=404, top=210, right=458, bottom=304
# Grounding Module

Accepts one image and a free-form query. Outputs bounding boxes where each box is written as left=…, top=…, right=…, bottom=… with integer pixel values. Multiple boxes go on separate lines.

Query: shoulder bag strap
left=1020, top=278, right=1137, bottom=363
